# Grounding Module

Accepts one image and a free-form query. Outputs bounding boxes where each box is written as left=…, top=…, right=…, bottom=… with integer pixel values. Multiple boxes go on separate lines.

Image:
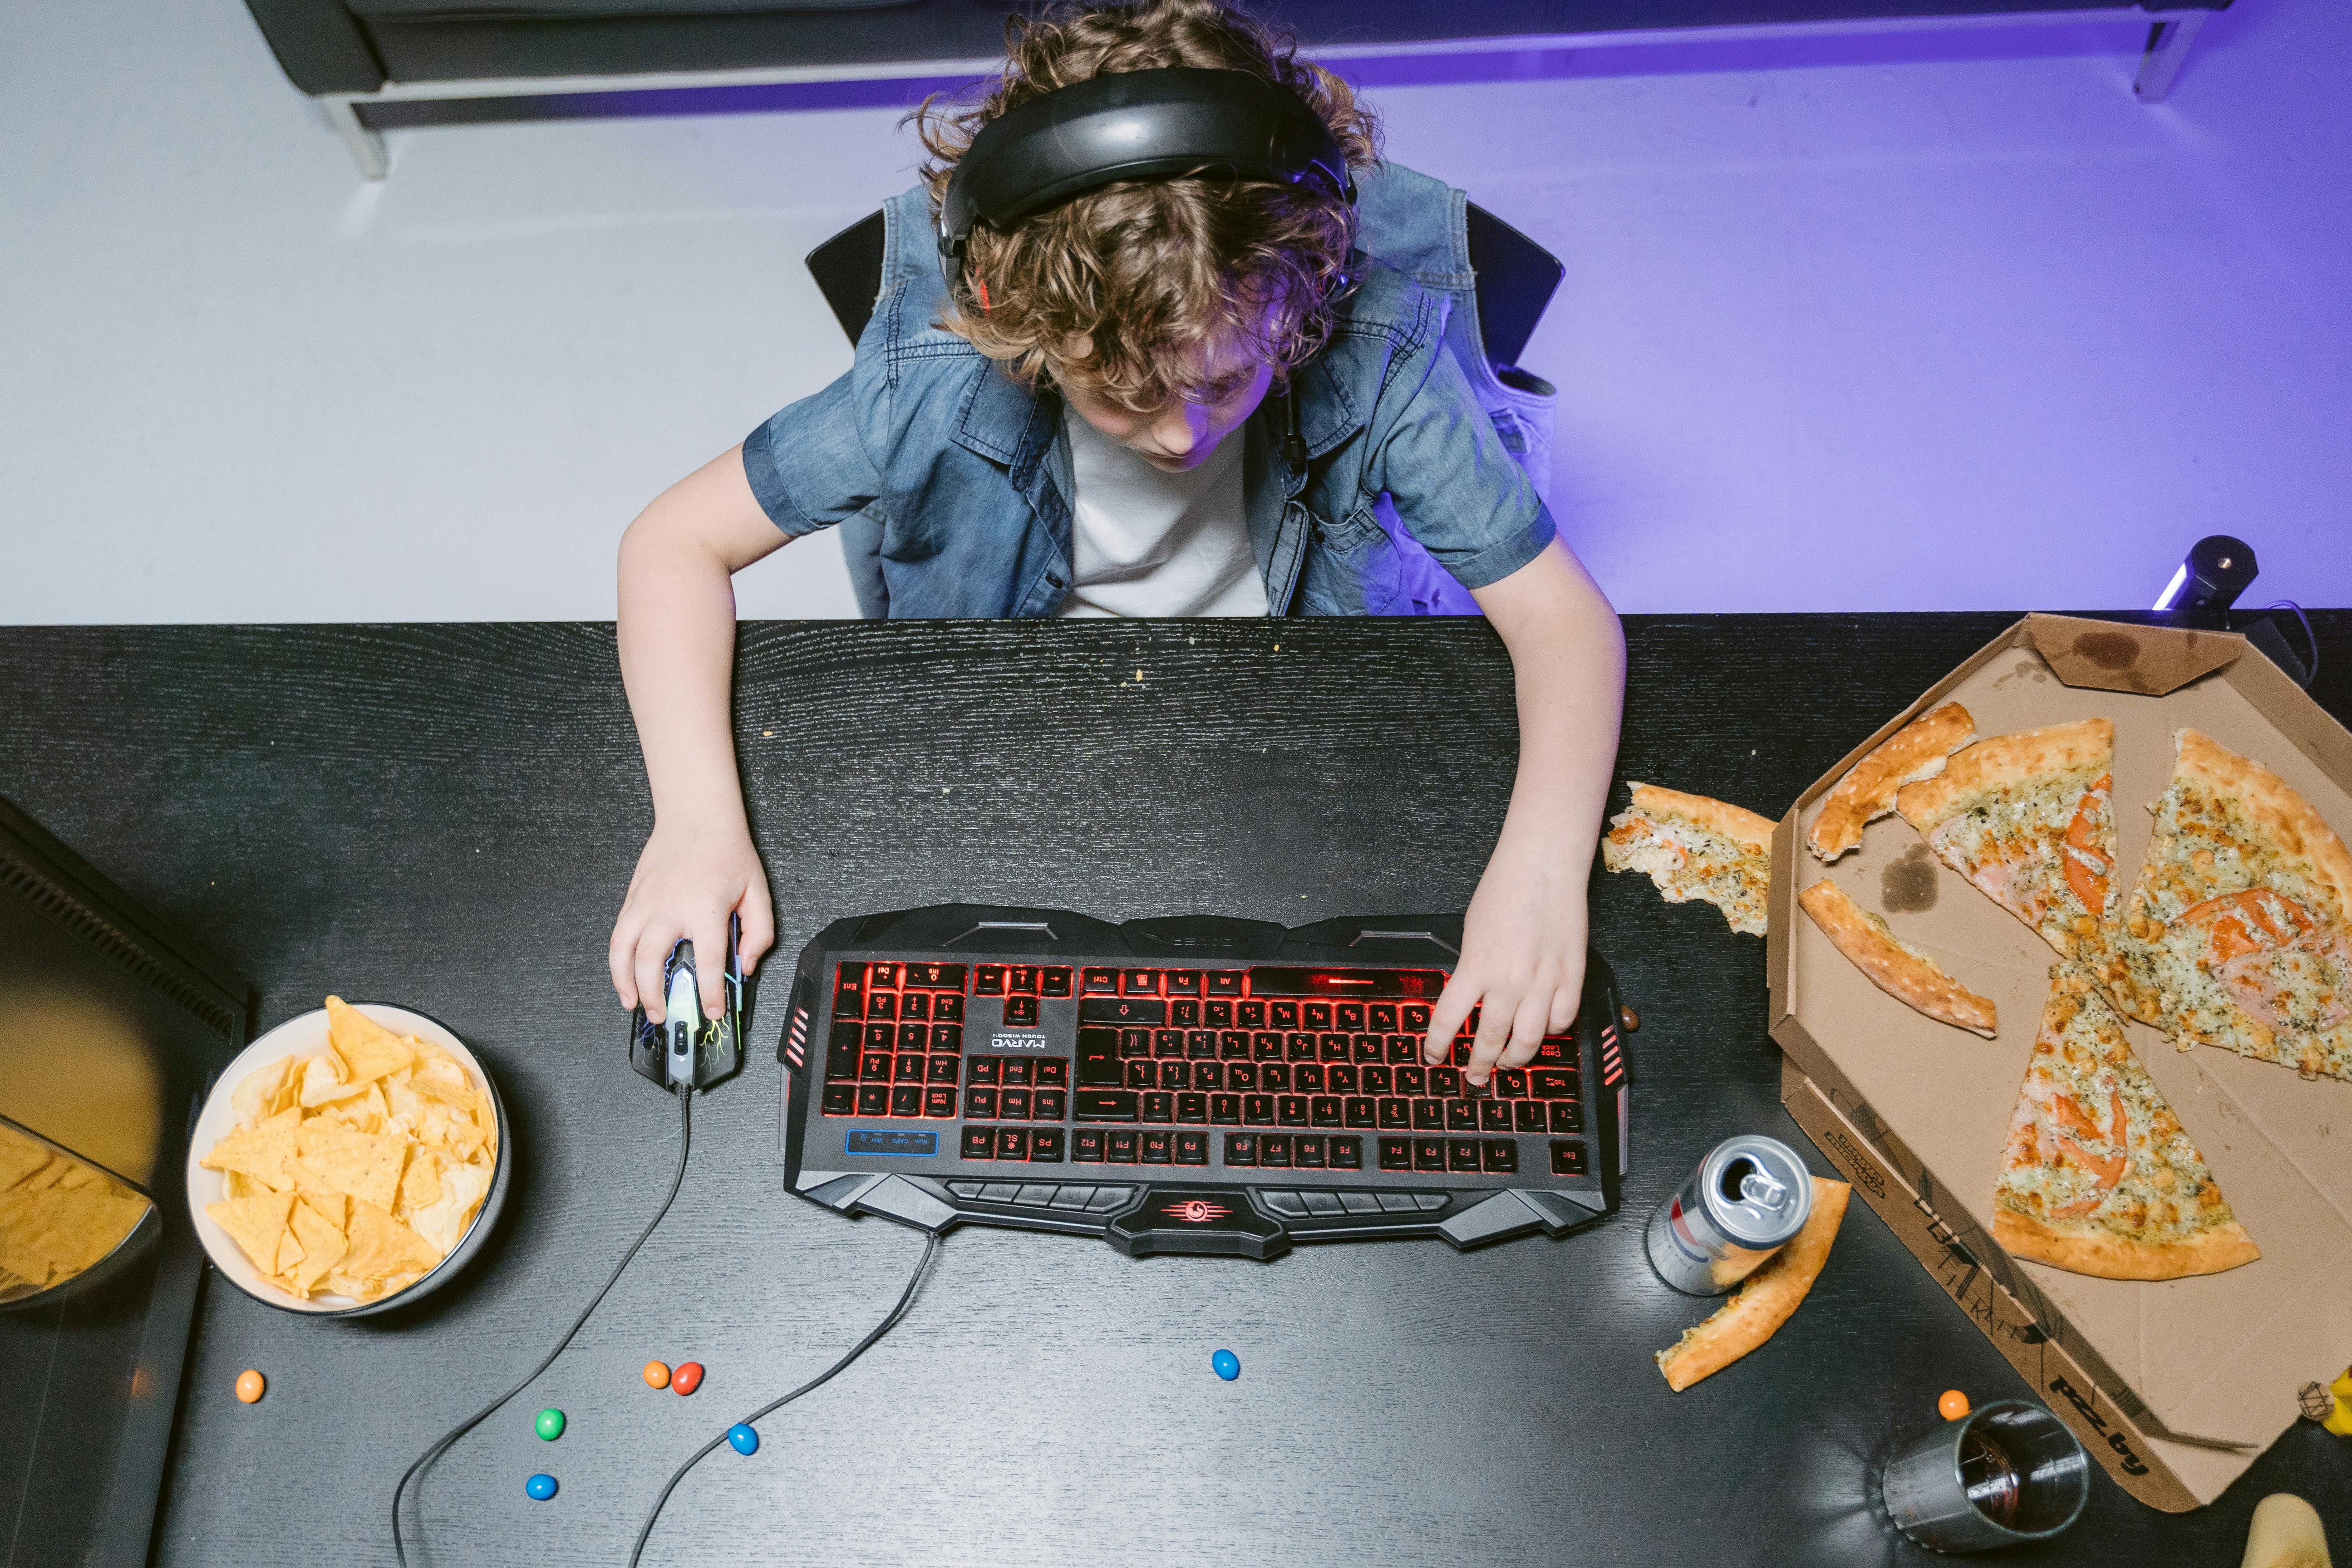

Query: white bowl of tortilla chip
left=186, top=998, right=508, bottom=1316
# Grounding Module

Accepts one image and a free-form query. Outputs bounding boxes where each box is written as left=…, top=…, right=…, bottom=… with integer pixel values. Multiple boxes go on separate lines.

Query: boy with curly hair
left=610, top=0, right=1625, bottom=1083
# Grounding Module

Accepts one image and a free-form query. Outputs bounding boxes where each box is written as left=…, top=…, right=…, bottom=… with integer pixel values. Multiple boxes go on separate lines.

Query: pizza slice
left=1894, top=718, right=2116, bottom=958
left=1992, top=965, right=2259, bottom=1280
left=1602, top=783, right=1775, bottom=936
left=1807, top=701, right=1976, bottom=862
left=1797, top=880, right=1998, bottom=1037
left=2102, top=729, right=2352, bottom=1081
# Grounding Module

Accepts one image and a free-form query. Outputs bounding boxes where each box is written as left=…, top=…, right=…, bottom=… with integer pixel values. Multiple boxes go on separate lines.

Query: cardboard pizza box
left=1767, top=614, right=2352, bottom=1511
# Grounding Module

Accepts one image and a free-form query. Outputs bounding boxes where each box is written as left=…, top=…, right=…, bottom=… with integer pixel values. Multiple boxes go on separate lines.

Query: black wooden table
left=3, top=613, right=2346, bottom=1568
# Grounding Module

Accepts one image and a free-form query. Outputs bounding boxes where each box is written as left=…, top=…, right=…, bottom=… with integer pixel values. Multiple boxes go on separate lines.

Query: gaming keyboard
left=774, top=906, right=1630, bottom=1259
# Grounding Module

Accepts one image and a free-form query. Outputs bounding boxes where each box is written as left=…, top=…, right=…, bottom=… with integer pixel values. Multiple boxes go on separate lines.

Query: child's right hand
left=608, top=814, right=776, bottom=1022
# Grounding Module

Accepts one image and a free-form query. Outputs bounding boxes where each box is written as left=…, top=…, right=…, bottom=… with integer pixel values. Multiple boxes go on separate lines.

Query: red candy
left=672, top=1361, right=704, bottom=1396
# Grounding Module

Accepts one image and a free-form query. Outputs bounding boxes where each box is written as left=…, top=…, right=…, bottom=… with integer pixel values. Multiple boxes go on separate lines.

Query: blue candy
left=727, top=1423, right=759, bottom=1456
left=525, top=1472, right=558, bottom=1501
left=1211, top=1349, right=1240, bottom=1382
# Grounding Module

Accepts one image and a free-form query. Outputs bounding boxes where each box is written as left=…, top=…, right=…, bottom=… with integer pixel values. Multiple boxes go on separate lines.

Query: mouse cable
left=392, top=1085, right=695, bottom=1568
left=628, top=1227, right=944, bottom=1567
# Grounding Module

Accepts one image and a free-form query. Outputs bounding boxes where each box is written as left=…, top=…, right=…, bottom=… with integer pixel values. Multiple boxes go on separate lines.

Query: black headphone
left=937, top=66, right=1355, bottom=271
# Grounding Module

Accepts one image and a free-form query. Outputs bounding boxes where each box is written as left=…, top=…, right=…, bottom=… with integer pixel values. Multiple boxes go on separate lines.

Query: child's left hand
left=1423, top=815, right=1591, bottom=1084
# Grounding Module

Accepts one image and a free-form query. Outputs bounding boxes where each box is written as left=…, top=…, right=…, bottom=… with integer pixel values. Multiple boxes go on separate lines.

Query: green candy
left=535, top=1407, right=565, bottom=1441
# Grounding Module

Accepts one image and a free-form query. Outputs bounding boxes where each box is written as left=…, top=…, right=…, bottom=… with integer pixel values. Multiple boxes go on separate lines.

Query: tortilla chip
left=199, top=1107, right=301, bottom=1192
left=398, top=1151, right=442, bottom=1215
left=0, top=1176, right=150, bottom=1287
left=205, top=1192, right=295, bottom=1278
left=326, top=997, right=415, bottom=1085
left=288, top=1198, right=347, bottom=1292
left=295, top=1123, right=407, bottom=1211
left=340, top=1199, right=438, bottom=1283
left=0, top=1125, right=58, bottom=1190
left=1656, top=1178, right=1852, bottom=1392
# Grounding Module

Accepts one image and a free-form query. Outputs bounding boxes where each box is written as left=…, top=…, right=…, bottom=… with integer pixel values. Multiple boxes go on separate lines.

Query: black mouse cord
left=628, top=1228, right=943, bottom=1568
left=392, top=1086, right=695, bottom=1568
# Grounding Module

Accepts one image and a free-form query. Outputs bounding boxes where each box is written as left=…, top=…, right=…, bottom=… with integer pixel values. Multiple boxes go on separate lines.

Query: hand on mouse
left=609, top=812, right=774, bottom=1022
left=1422, top=821, right=1589, bottom=1084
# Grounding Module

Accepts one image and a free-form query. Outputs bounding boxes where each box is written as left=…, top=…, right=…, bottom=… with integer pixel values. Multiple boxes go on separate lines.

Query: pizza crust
left=1657, top=1177, right=1850, bottom=1391
left=1991, top=1209, right=2260, bottom=1283
left=1798, top=880, right=1998, bottom=1037
left=1808, top=702, right=1976, bottom=862
left=1625, top=783, right=1775, bottom=850
left=1894, top=717, right=2114, bottom=828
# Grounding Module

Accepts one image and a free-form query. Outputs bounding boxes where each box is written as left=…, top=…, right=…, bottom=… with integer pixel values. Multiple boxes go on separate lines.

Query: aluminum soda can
left=1643, top=1135, right=1813, bottom=1297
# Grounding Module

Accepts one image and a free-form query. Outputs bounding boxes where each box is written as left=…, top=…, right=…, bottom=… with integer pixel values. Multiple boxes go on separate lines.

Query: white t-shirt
left=1055, top=410, right=1268, bottom=618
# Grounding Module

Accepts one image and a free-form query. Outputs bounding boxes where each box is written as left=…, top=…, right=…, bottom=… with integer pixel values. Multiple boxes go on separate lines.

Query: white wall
left=1, top=1, right=2345, bottom=623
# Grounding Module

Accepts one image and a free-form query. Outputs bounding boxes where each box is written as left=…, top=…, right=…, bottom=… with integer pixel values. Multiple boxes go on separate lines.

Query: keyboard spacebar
left=1073, top=1091, right=1140, bottom=1122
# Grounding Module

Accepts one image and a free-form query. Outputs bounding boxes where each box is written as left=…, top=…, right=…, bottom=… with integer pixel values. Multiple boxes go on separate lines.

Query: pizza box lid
left=1766, top=613, right=2352, bottom=1509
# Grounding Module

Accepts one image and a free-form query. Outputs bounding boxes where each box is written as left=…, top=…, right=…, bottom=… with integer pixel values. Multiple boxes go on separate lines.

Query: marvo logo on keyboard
left=1164, top=1199, right=1234, bottom=1224
left=990, top=1031, right=1050, bottom=1053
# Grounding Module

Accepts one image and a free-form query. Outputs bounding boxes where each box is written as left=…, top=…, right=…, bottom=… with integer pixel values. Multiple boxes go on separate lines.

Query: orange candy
left=1939, top=1389, right=1971, bottom=1421
left=643, top=1360, right=671, bottom=1390
left=672, top=1361, right=704, bottom=1396
left=235, top=1369, right=266, bottom=1404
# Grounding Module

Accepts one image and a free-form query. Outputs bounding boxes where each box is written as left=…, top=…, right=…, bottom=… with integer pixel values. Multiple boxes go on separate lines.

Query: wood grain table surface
left=0, top=612, right=2345, bottom=1568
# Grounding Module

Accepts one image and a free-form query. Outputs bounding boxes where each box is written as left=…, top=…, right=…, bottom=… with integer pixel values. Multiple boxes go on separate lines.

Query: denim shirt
left=741, top=162, right=1554, bottom=618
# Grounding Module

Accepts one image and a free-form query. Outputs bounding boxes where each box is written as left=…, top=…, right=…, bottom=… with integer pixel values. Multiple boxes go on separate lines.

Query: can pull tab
left=1740, top=1168, right=1791, bottom=1209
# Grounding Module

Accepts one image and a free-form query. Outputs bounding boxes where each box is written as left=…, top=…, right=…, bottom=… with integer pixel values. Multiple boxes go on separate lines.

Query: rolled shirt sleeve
left=741, top=365, right=884, bottom=538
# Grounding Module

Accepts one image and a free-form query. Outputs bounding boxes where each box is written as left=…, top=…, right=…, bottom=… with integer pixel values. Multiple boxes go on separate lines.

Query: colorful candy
left=727, top=1423, right=759, bottom=1456
left=525, top=1473, right=558, bottom=1501
left=234, top=1369, right=266, bottom=1404
left=672, top=1361, right=704, bottom=1396
left=1938, top=1389, right=1971, bottom=1421
left=536, top=1407, right=565, bottom=1440
left=1211, top=1349, right=1240, bottom=1382
left=643, top=1360, right=671, bottom=1390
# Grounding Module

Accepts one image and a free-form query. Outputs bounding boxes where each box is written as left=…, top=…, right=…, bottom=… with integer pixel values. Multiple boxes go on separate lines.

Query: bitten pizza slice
left=1807, top=701, right=1977, bottom=862
left=1603, top=783, right=1776, bottom=936
left=1798, top=880, right=1998, bottom=1037
left=2103, top=729, right=2352, bottom=1081
left=1894, top=718, right=2116, bottom=958
left=1992, top=965, right=2259, bottom=1280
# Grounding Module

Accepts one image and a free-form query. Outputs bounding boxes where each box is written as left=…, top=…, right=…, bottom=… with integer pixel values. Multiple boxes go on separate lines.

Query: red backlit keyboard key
left=997, top=1128, right=1029, bottom=1160
left=927, top=1056, right=959, bottom=1084
left=1001, top=1058, right=1033, bottom=1086
left=1378, top=1099, right=1410, bottom=1129
left=1041, top=968, right=1073, bottom=998
left=1034, top=1089, right=1066, bottom=1120
left=1031, top=1129, right=1065, bottom=1161
left=1311, top=1097, right=1342, bottom=1127
left=1330, top=1136, right=1363, bottom=1170
left=1081, top=967, right=1118, bottom=994
left=1236, top=1001, right=1266, bottom=1028
left=1141, top=1092, right=1174, bottom=1122
left=1004, top=996, right=1039, bottom=1026
left=867, top=993, right=897, bottom=1021
left=1206, top=971, right=1244, bottom=996
left=1175, top=1131, right=1209, bottom=1165
left=1166, top=971, right=1201, bottom=996
left=1413, top=1137, right=1446, bottom=1171
left=868, top=963, right=900, bottom=988
left=1107, top=1130, right=1139, bottom=1163
left=1294, top=1136, right=1326, bottom=1168
left=1378, top=1136, right=1412, bottom=1171
left=1550, top=1101, right=1584, bottom=1134
left=1007, top=966, right=1040, bottom=995
left=1036, top=1058, right=1068, bottom=1087
left=1411, top=1100, right=1442, bottom=1130
left=1482, top=1140, right=1518, bottom=1174
left=1121, top=969, right=1161, bottom=995
left=964, top=1086, right=996, bottom=1118
left=932, top=1024, right=963, bottom=1052
left=900, top=993, right=930, bottom=1021
left=1176, top=1092, right=1207, bottom=1123
left=1223, top=1132, right=1258, bottom=1165
left=1514, top=1101, right=1545, bottom=1132
left=1210, top=1093, right=1241, bottom=1124
left=967, top=1057, right=1000, bottom=1084
left=1402, top=1004, right=1431, bottom=1031
left=1074, top=1090, right=1139, bottom=1121
left=1242, top=1095, right=1274, bottom=1125
left=1480, top=1101, right=1512, bottom=1132
left=1550, top=1141, right=1587, bottom=1176
left=924, top=1086, right=957, bottom=1118
left=822, top=1085, right=854, bottom=1115
left=1073, top=1129, right=1106, bottom=1161
left=961, top=1127, right=994, bottom=1159
left=890, top=1086, right=923, bottom=1117
left=1344, top=1097, right=1377, bottom=1129
left=1447, top=1101, right=1477, bottom=1132
left=1260, top=1135, right=1292, bottom=1168
left=1530, top=1069, right=1578, bottom=1099
left=999, top=1088, right=1031, bottom=1119
left=1142, top=1131, right=1173, bottom=1164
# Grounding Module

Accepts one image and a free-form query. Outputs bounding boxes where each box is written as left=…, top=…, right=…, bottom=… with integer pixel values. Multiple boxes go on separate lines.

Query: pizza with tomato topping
left=1993, top=965, right=2259, bottom=1281
left=1894, top=718, right=2116, bottom=958
left=2102, top=729, right=2352, bottom=1082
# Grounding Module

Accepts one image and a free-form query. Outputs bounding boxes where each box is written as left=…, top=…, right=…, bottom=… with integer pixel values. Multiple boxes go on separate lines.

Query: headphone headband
left=939, top=66, right=1353, bottom=261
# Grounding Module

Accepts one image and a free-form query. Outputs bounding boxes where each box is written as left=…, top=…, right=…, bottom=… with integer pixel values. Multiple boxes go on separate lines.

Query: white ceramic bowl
left=185, top=1002, right=509, bottom=1317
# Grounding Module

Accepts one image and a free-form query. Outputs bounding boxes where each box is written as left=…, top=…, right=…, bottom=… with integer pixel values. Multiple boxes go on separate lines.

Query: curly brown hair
left=912, top=0, right=1380, bottom=411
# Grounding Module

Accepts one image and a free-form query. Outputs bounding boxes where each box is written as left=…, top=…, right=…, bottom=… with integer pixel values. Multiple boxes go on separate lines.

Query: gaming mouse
left=627, top=916, right=747, bottom=1093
